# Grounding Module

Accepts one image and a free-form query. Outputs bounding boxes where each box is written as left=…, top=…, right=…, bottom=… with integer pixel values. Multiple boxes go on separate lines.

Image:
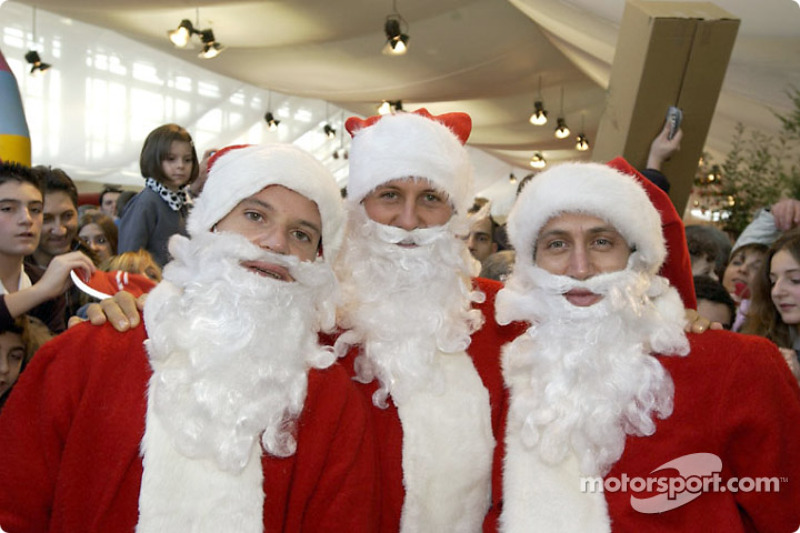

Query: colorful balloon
left=0, top=46, right=31, bottom=165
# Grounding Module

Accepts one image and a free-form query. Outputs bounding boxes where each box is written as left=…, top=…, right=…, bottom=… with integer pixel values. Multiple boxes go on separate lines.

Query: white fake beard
left=334, top=207, right=484, bottom=407
left=498, top=263, right=689, bottom=476
left=143, top=231, right=339, bottom=473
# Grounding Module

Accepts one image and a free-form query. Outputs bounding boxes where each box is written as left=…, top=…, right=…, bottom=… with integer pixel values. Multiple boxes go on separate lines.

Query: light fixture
left=377, top=100, right=403, bottom=115
left=383, top=0, right=410, bottom=56
left=509, top=172, right=517, bottom=184
left=554, top=118, right=570, bottom=139
left=198, top=29, right=224, bottom=59
left=265, top=112, right=280, bottom=131
left=575, top=114, right=590, bottom=151
left=529, top=152, right=547, bottom=169
left=554, top=87, right=570, bottom=139
left=25, top=50, right=50, bottom=75
left=529, top=76, right=548, bottom=126
left=166, top=9, right=224, bottom=59
left=168, top=19, right=194, bottom=48
left=26, top=7, right=51, bottom=75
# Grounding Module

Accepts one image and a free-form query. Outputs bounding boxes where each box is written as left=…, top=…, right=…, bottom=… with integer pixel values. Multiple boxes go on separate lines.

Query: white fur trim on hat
left=347, top=112, right=474, bottom=215
left=507, top=162, right=665, bottom=274
left=187, top=144, right=345, bottom=263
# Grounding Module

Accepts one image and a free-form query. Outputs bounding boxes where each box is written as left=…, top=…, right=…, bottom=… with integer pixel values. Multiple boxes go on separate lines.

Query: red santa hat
left=507, top=161, right=666, bottom=275
left=71, top=269, right=156, bottom=300
left=607, top=157, right=696, bottom=309
left=345, top=109, right=474, bottom=215
left=186, top=143, right=346, bottom=262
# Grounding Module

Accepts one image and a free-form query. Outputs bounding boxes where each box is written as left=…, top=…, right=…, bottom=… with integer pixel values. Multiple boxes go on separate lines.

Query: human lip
left=240, top=261, right=292, bottom=281
left=564, top=289, right=602, bottom=307
left=15, top=231, right=35, bottom=240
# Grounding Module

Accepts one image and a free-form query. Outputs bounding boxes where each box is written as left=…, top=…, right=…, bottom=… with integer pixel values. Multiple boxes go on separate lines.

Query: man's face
left=467, top=216, right=497, bottom=262
left=534, top=213, right=632, bottom=307
left=0, top=181, right=42, bottom=258
left=40, top=191, right=78, bottom=257
left=100, top=191, right=120, bottom=218
left=214, top=185, right=322, bottom=281
left=362, top=177, right=453, bottom=231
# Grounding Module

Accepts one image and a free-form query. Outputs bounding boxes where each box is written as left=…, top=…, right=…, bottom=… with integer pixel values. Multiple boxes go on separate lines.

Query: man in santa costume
left=334, top=109, right=705, bottom=532
left=487, top=161, right=800, bottom=532
left=333, top=109, right=521, bottom=532
left=0, top=144, right=378, bottom=532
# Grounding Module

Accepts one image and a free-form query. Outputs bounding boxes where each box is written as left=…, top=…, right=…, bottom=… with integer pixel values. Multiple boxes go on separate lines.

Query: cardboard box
left=592, top=1, right=740, bottom=214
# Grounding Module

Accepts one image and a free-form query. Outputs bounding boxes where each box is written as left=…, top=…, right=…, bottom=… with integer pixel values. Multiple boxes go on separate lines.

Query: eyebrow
left=241, top=198, right=322, bottom=237
left=0, top=198, right=42, bottom=206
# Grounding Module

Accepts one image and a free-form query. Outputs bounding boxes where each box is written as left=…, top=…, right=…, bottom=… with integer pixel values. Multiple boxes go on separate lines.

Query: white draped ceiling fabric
left=2, top=0, right=799, bottom=216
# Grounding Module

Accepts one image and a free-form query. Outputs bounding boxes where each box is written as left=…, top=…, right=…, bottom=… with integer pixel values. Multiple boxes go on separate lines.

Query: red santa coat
left=0, top=321, right=379, bottom=533
left=338, top=277, right=524, bottom=532
left=485, top=330, right=800, bottom=532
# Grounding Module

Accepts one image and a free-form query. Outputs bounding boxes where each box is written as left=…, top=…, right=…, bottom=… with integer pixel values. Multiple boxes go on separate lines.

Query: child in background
left=742, top=228, right=800, bottom=383
left=78, top=212, right=118, bottom=264
left=0, top=315, right=52, bottom=412
left=106, top=250, right=162, bottom=283
left=118, top=124, right=198, bottom=267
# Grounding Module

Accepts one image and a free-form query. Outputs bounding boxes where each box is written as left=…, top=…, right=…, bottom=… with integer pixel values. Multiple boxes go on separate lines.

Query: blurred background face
left=770, top=248, right=800, bottom=326
left=467, top=217, right=497, bottom=262
left=362, top=178, right=453, bottom=231
left=40, top=191, right=78, bottom=257
left=722, top=247, right=766, bottom=299
left=79, top=222, right=113, bottom=263
left=100, top=191, right=120, bottom=218
left=0, top=330, right=25, bottom=400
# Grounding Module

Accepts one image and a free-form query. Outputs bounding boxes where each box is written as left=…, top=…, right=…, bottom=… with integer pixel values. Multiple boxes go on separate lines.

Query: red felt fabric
left=606, top=156, right=697, bottom=309
left=0, top=321, right=379, bottom=533
left=484, top=330, right=800, bottom=532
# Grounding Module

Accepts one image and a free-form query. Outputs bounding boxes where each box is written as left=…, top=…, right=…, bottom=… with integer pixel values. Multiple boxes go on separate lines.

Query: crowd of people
left=0, top=108, right=798, bottom=532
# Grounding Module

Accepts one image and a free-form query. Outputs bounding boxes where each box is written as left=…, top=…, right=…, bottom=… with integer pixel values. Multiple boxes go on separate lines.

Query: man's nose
left=566, top=246, right=593, bottom=280
left=257, top=227, right=289, bottom=254
left=394, top=200, right=421, bottom=231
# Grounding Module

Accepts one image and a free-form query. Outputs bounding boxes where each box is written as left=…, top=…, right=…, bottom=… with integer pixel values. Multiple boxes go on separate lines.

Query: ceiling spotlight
left=377, top=100, right=403, bottom=115
left=26, top=7, right=51, bottom=75
left=575, top=133, right=590, bottom=151
left=529, top=101, right=548, bottom=126
left=167, top=19, right=194, bottom=48
left=264, top=112, right=280, bottom=131
left=324, top=124, right=337, bottom=139
left=509, top=172, right=517, bottom=184
left=529, top=152, right=547, bottom=169
left=383, top=0, right=409, bottom=55
left=554, top=86, right=570, bottom=139
left=25, top=50, right=50, bottom=75
left=198, top=29, right=224, bottom=59
left=554, top=117, right=570, bottom=139
left=529, top=76, right=548, bottom=126
left=383, top=16, right=409, bottom=55
left=166, top=9, right=224, bottom=58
